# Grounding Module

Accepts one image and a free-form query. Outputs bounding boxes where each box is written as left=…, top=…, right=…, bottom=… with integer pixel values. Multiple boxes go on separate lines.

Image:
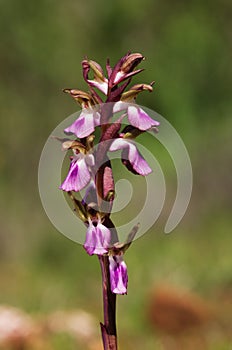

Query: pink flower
left=84, top=219, right=111, bottom=255
left=109, top=255, right=128, bottom=295
left=60, top=153, right=94, bottom=192
left=109, top=138, right=152, bottom=175
left=64, top=109, right=100, bottom=138
left=113, top=102, right=159, bottom=131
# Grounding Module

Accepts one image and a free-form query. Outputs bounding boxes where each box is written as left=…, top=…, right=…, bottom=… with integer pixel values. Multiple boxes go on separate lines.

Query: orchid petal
left=109, top=255, right=128, bottom=295
left=82, top=180, right=97, bottom=208
left=112, top=101, right=128, bottom=114
left=64, top=110, right=100, bottom=138
left=113, top=71, right=125, bottom=85
left=60, top=157, right=91, bottom=192
left=127, top=105, right=159, bottom=131
left=109, top=139, right=152, bottom=175
left=113, top=68, right=144, bottom=85
left=85, top=154, right=95, bottom=167
left=74, top=158, right=91, bottom=191
left=87, top=79, right=108, bottom=95
left=84, top=221, right=111, bottom=255
left=60, top=160, right=79, bottom=192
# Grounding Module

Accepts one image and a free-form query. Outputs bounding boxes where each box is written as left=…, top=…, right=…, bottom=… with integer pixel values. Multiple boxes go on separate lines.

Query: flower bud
left=110, top=52, right=145, bottom=87
left=63, top=89, right=95, bottom=108
left=121, top=83, right=153, bottom=101
left=82, top=59, right=108, bottom=95
left=88, top=60, right=106, bottom=81
left=62, top=140, right=86, bottom=154
left=121, top=53, right=144, bottom=73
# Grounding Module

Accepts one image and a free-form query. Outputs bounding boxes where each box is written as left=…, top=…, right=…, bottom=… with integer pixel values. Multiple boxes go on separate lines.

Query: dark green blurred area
left=0, top=0, right=232, bottom=349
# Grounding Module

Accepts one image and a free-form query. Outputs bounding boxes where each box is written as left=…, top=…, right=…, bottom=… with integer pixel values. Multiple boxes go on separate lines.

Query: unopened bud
left=121, top=53, right=144, bottom=73
left=63, top=89, right=95, bottom=108
left=62, top=140, right=86, bottom=153
left=110, top=52, right=145, bottom=87
left=121, top=83, right=153, bottom=101
left=88, top=60, right=106, bottom=81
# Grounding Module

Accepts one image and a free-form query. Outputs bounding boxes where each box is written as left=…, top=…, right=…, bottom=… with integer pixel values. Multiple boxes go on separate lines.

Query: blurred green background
left=0, top=0, right=232, bottom=349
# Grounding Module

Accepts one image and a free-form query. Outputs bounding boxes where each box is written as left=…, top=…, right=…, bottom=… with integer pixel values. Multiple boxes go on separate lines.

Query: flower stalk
left=99, top=255, right=117, bottom=350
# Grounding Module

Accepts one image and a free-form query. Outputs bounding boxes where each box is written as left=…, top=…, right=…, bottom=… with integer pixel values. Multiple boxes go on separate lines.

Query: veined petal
left=127, top=105, right=159, bottom=131
left=113, top=71, right=125, bottom=85
left=60, top=160, right=79, bottom=192
left=74, top=158, right=91, bottom=191
left=109, top=255, right=128, bottom=295
left=85, top=154, right=95, bottom=167
left=84, top=221, right=111, bottom=255
left=84, top=221, right=96, bottom=255
left=113, top=68, right=144, bottom=86
left=64, top=110, right=100, bottom=138
left=109, top=139, right=152, bottom=176
left=60, top=157, right=91, bottom=192
left=112, top=101, right=128, bottom=114
left=87, top=79, right=108, bottom=95
left=96, top=223, right=111, bottom=251
left=82, top=180, right=97, bottom=208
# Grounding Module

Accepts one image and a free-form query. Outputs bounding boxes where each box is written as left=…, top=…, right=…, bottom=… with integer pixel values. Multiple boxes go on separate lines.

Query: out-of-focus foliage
left=0, top=0, right=232, bottom=349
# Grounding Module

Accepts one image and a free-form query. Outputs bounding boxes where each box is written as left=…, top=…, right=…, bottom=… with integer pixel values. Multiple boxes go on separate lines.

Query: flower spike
left=58, top=52, right=161, bottom=349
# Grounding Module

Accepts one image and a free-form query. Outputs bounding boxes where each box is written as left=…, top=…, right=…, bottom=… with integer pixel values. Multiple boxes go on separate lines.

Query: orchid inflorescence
left=59, top=52, right=159, bottom=296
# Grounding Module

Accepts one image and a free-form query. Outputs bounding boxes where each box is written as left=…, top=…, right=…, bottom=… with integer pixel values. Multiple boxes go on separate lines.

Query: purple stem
left=96, top=98, right=119, bottom=350
left=98, top=254, right=117, bottom=350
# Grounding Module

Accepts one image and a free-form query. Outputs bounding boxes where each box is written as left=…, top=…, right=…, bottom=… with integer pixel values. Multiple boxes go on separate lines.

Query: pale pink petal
left=74, top=158, right=91, bottom=191
left=84, top=222, right=96, bottom=255
left=60, top=160, right=79, bottom=192
left=109, top=255, right=128, bottom=295
left=96, top=223, right=111, bottom=250
left=60, top=157, right=91, bottom=192
left=127, top=105, right=159, bottom=131
left=113, top=71, right=125, bottom=85
left=84, top=221, right=111, bottom=255
left=85, top=154, right=95, bottom=167
left=64, top=110, right=99, bottom=138
left=112, top=101, right=128, bottom=114
left=87, top=79, right=108, bottom=95
left=109, top=139, right=152, bottom=175
left=82, top=180, right=97, bottom=208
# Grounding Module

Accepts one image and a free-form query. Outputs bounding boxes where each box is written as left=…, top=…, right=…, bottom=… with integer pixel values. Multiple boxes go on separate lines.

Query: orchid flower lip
left=112, top=102, right=160, bottom=131
left=109, top=138, right=152, bottom=176
left=64, top=109, right=101, bottom=139
left=60, top=151, right=94, bottom=193
left=109, top=254, right=128, bottom=295
left=83, top=217, right=111, bottom=256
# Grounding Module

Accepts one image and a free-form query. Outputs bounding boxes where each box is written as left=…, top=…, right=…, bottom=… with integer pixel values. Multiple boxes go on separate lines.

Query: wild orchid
left=59, top=52, right=159, bottom=349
